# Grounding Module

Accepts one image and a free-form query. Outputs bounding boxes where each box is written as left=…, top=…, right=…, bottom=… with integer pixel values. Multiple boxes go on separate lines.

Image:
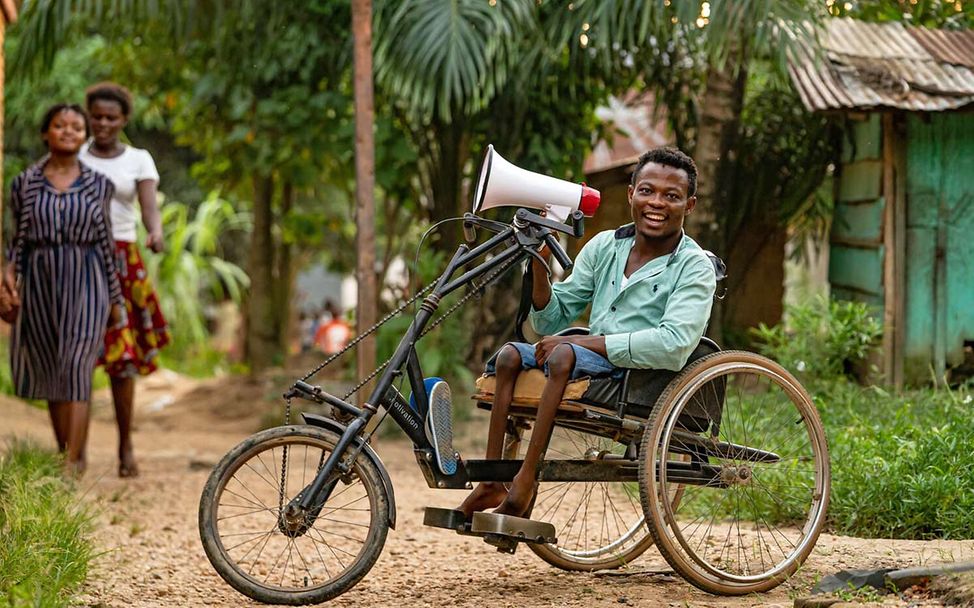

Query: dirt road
left=3, top=373, right=973, bottom=607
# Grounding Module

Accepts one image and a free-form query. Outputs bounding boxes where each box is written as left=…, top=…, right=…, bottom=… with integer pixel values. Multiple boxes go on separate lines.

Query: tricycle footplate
left=423, top=507, right=557, bottom=554
left=423, top=507, right=468, bottom=531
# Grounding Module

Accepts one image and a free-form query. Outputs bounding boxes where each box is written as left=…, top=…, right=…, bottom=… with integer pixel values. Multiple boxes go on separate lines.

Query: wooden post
left=881, top=113, right=896, bottom=386
left=1, top=0, right=18, bottom=258
left=352, top=0, right=377, bottom=405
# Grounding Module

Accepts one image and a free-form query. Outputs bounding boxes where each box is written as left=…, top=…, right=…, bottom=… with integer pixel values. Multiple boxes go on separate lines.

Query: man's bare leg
left=495, top=343, right=575, bottom=517
left=457, top=344, right=522, bottom=518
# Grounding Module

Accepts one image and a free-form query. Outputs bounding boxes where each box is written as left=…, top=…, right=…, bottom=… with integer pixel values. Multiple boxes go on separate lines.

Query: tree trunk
left=274, top=181, right=295, bottom=354
left=427, top=117, right=468, bottom=249
left=722, top=219, right=786, bottom=346
left=0, top=21, right=6, bottom=258
left=352, top=0, right=377, bottom=405
left=690, top=55, right=748, bottom=345
left=245, top=175, right=279, bottom=374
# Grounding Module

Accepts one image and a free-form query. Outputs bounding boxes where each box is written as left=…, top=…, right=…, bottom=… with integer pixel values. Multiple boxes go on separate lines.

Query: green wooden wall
left=830, top=112, right=974, bottom=384
left=831, top=114, right=885, bottom=309
left=904, top=113, right=974, bottom=382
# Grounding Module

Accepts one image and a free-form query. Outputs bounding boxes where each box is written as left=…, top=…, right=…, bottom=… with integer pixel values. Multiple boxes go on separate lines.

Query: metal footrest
left=423, top=507, right=557, bottom=554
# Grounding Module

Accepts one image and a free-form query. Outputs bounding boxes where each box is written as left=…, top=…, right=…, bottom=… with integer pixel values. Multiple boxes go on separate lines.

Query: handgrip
left=543, top=233, right=573, bottom=271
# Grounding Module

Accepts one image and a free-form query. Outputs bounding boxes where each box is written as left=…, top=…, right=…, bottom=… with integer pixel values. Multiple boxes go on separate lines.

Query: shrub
left=814, top=380, right=974, bottom=539
left=144, top=193, right=251, bottom=376
left=0, top=441, right=95, bottom=607
left=752, top=296, right=883, bottom=380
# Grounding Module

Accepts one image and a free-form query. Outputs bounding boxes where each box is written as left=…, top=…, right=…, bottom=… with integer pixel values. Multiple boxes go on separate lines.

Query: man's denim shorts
left=484, top=341, right=623, bottom=381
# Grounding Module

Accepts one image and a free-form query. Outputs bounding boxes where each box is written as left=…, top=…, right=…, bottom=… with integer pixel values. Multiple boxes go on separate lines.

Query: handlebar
left=542, top=232, right=574, bottom=271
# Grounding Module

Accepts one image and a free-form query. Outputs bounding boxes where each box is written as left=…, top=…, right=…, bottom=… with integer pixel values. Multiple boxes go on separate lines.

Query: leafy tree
left=830, top=0, right=973, bottom=27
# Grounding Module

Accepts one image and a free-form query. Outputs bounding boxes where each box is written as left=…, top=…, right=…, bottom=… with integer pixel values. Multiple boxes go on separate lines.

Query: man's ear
left=685, top=195, right=697, bottom=215
left=627, top=184, right=634, bottom=205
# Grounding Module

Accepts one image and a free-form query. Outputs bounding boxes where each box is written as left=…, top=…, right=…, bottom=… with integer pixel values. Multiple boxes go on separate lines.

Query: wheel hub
left=719, top=465, right=752, bottom=486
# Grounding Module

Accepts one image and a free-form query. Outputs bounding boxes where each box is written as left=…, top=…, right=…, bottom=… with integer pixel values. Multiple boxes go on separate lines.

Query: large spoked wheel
left=504, top=417, right=656, bottom=571
left=199, top=425, right=390, bottom=605
left=639, top=351, right=830, bottom=595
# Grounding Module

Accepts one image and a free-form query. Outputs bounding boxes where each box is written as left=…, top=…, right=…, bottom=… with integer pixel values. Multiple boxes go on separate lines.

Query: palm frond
left=374, top=0, right=536, bottom=122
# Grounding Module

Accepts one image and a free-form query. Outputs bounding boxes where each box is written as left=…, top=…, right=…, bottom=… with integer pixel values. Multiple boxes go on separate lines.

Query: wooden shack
left=789, top=18, right=974, bottom=386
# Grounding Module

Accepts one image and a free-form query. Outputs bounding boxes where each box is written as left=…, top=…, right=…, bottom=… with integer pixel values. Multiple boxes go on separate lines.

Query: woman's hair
left=40, top=103, right=91, bottom=138
left=85, top=81, right=134, bottom=117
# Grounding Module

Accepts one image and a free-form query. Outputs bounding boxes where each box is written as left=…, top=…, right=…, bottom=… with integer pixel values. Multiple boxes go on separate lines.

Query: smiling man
left=458, top=146, right=717, bottom=519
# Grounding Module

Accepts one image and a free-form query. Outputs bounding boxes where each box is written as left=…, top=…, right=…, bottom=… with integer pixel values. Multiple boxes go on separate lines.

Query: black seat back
left=579, top=338, right=723, bottom=426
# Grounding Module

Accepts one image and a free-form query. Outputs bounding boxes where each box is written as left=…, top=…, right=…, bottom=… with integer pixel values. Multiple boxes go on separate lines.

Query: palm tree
left=373, top=0, right=537, bottom=244
left=556, top=0, right=824, bottom=341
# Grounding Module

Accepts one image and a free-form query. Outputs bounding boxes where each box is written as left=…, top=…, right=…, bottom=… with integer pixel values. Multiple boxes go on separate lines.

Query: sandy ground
left=3, top=372, right=974, bottom=608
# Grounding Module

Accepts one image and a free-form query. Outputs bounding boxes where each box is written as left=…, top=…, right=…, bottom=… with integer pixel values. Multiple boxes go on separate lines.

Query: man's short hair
left=630, top=147, right=698, bottom=197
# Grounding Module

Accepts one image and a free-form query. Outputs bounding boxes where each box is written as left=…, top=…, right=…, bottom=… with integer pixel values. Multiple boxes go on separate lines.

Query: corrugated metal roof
left=788, top=18, right=974, bottom=112
left=583, top=91, right=671, bottom=176
left=909, top=26, right=974, bottom=69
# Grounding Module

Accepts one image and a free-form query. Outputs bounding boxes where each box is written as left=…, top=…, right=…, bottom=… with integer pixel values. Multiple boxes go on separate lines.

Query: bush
left=815, top=380, right=974, bottom=539
left=0, top=441, right=95, bottom=607
left=752, top=296, right=883, bottom=380
left=143, top=193, right=250, bottom=376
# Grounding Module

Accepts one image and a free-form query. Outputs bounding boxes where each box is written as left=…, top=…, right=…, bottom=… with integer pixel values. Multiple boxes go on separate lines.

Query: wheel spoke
left=646, top=353, right=828, bottom=593
left=201, top=429, right=386, bottom=598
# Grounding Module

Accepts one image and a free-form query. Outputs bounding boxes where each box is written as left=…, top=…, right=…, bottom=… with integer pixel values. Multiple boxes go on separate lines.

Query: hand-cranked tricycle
left=198, top=164, right=830, bottom=605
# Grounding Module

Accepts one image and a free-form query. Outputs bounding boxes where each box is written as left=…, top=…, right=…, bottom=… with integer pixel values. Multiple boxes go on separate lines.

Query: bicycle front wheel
left=199, top=425, right=390, bottom=605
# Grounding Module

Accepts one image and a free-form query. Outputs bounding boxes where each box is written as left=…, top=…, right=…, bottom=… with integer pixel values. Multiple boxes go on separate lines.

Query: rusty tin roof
left=788, top=18, right=974, bottom=112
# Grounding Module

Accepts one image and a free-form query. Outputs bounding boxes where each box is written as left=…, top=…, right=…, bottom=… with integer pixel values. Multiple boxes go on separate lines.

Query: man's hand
left=535, top=334, right=608, bottom=366
left=534, top=335, right=573, bottom=366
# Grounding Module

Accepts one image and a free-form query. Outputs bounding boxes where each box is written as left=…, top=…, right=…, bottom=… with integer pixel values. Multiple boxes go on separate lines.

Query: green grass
left=0, top=441, right=95, bottom=608
left=662, top=377, right=974, bottom=541
left=814, top=379, right=974, bottom=539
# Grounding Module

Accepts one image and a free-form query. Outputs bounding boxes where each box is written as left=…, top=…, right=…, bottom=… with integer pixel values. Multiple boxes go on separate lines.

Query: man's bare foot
left=457, top=482, right=508, bottom=519
left=119, top=447, right=139, bottom=478
left=493, top=477, right=537, bottom=518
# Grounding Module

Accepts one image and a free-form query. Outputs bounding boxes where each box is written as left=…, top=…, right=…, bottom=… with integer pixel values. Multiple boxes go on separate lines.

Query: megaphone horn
left=472, top=145, right=600, bottom=218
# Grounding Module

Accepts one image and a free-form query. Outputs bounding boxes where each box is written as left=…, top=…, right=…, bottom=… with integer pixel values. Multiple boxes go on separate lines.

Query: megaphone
left=472, top=145, right=600, bottom=222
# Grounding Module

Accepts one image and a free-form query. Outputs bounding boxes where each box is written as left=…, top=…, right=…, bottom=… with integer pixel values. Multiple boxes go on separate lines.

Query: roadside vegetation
left=0, top=442, right=95, bottom=608
left=754, top=299, right=974, bottom=540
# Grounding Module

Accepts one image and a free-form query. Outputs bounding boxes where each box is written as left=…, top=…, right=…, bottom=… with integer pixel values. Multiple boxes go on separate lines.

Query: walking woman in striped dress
left=2, top=104, right=123, bottom=475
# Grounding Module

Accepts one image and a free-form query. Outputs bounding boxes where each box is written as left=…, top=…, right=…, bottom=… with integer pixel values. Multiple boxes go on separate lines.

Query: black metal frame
left=280, top=209, right=766, bottom=516
left=284, top=209, right=585, bottom=510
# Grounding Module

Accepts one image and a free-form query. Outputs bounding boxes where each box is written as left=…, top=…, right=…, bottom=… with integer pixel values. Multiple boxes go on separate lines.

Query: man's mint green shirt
left=530, top=225, right=716, bottom=371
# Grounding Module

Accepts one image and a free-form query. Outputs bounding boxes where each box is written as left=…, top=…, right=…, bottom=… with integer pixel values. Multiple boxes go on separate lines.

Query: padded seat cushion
left=473, top=370, right=590, bottom=405
left=472, top=338, right=722, bottom=425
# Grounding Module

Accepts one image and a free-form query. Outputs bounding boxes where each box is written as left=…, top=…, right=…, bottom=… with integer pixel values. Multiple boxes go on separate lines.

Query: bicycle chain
left=334, top=255, right=521, bottom=401
left=279, top=250, right=520, bottom=512
left=299, top=281, right=438, bottom=383
left=278, top=396, right=292, bottom=514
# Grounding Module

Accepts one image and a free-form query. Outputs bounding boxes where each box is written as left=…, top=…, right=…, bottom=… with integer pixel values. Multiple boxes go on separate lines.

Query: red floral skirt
left=99, top=241, right=171, bottom=377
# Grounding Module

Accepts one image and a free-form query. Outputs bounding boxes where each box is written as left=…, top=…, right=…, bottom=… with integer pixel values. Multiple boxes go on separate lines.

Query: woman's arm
left=95, top=180, right=124, bottom=308
left=137, top=179, right=164, bottom=253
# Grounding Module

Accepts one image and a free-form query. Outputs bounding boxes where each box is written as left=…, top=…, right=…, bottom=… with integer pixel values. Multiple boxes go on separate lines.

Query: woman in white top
left=81, top=82, right=171, bottom=478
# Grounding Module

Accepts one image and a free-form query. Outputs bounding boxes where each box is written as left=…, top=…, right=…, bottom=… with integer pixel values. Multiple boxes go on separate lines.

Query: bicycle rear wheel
left=199, top=425, right=390, bottom=605
left=640, top=351, right=830, bottom=595
left=504, top=419, right=655, bottom=571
